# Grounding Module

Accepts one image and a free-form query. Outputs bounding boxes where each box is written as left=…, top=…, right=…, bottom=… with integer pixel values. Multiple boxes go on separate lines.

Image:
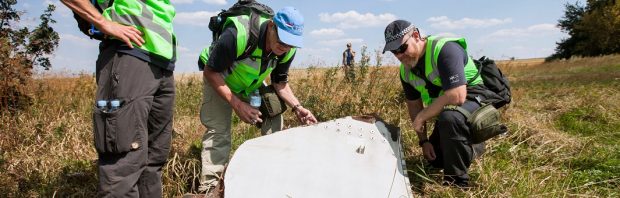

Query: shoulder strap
left=467, top=56, right=485, bottom=84
left=237, top=12, right=260, bottom=61
left=444, top=105, right=472, bottom=121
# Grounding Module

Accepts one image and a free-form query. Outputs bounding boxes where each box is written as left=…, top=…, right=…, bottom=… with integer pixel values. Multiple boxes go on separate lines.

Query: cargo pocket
left=93, top=96, right=154, bottom=154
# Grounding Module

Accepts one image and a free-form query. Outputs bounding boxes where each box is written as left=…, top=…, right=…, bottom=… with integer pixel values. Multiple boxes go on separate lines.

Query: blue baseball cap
left=273, top=7, right=304, bottom=48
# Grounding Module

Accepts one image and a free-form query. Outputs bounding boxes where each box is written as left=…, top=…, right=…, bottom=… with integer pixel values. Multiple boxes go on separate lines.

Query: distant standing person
left=61, top=0, right=176, bottom=196
left=342, top=42, right=356, bottom=81
left=342, top=42, right=356, bottom=68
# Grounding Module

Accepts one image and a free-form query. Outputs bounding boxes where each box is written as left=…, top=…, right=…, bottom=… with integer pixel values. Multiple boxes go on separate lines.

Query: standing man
left=342, top=42, right=356, bottom=70
left=197, top=7, right=317, bottom=192
left=342, top=42, right=356, bottom=81
left=61, top=0, right=176, bottom=196
left=382, top=20, right=486, bottom=187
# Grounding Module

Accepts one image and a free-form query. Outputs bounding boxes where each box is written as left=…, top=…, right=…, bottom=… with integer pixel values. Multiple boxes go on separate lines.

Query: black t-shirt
left=200, top=22, right=295, bottom=83
left=401, top=41, right=468, bottom=101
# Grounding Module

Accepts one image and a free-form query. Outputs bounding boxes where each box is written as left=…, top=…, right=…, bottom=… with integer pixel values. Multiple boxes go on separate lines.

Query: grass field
left=1, top=55, right=619, bottom=197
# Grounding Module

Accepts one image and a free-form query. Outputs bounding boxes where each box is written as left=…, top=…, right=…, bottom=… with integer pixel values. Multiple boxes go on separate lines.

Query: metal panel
left=225, top=116, right=413, bottom=198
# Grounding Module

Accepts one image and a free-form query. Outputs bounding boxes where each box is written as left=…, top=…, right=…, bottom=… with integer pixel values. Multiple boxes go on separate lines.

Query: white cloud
left=319, top=11, right=397, bottom=29
left=310, top=28, right=345, bottom=38
left=175, top=11, right=219, bottom=26
left=434, top=32, right=460, bottom=38
left=174, top=0, right=195, bottom=4
left=178, top=46, right=192, bottom=53
left=427, top=16, right=512, bottom=30
left=202, top=0, right=227, bottom=5
left=488, top=23, right=559, bottom=38
left=318, top=38, right=364, bottom=46
left=300, top=47, right=334, bottom=54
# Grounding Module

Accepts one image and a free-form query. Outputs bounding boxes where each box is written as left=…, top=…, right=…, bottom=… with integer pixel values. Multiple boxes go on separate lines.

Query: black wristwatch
left=418, top=139, right=430, bottom=147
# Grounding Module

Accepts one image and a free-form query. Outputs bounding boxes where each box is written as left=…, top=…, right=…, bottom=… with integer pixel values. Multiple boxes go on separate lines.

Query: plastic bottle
left=110, top=100, right=120, bottom=112
left=97, top=100, right=108, bottom=112
left=250, top=90, right=261, bottom=108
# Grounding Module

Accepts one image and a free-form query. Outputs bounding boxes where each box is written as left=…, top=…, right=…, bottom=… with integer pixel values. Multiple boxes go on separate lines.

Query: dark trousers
left=94, top=44, right=175, bottom=197
left=428, top=100, right=485, bottom=183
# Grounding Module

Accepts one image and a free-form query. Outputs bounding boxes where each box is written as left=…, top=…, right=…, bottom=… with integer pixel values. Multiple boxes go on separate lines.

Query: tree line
left=548, top=0, right=620, bottom=61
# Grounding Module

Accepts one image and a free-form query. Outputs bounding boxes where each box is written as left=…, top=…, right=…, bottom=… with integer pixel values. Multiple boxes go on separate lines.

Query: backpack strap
left=237, top=11, right=261, bottom=61
left=467, top=56, right=485, bottom=84
left=444, top=105, right=472, bottom=121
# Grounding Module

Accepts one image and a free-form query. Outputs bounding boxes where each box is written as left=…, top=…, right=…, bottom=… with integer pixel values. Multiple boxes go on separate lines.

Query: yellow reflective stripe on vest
left=400, top=64, right=432, bottom=105
left=107, top=2, right=173, bottom=44
left=427, top=37, right=442, bottom=85
left=103, top=0, right=176, bottom=60
left=224, top=16, right=250, bottom=57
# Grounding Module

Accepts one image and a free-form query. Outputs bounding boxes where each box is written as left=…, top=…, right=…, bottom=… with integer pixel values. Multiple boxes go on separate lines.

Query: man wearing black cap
left=383, top=20, right=486, bottom=187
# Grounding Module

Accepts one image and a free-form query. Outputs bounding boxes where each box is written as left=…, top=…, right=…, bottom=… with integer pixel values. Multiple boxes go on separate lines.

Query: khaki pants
left=199, top=76, right=282, bottom=188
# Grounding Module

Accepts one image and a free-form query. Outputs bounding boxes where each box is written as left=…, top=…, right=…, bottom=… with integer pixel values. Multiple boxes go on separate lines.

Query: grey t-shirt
left=401, top=41, right=468, bottom=101
left=198, top=22, right=295, bottom=83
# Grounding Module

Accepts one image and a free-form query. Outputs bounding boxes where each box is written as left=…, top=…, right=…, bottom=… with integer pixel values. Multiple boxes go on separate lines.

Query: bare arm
left=60, top=0, right=144, bottom=47
left=273, top=82, right=317, bottom=124
left=412, top=85, right=467, bottom=133
left=405, top=99, right=425, bottom=138
left=203, top=68, right=262, bottom=124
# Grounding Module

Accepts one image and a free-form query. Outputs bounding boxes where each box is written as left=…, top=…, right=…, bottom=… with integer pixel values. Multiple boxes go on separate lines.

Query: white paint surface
left=225, top=117, right=413, bottom=198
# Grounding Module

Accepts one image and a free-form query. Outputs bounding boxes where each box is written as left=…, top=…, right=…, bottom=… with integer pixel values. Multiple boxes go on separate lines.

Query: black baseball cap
left=382, top=20, right=416, bottom=54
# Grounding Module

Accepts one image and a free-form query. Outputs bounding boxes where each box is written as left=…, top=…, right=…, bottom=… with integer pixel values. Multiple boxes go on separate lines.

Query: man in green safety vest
left=383, top=20, right=487, bottom=187
left=61, top=0, right=176, bottom=196
left=197, top=6, right=317, bottom=192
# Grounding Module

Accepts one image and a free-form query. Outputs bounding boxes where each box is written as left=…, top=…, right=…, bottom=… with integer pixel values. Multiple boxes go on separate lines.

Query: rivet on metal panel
left=336, top=128, right=340, bottom=133
left=359, top=133, right=363, bottom=137
left=348, top=125, right=352, bottom=129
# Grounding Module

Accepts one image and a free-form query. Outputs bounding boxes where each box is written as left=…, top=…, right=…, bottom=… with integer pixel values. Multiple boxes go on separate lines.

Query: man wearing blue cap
left=383, top=20, right=488, bottom=187
left=197, top=6, right=317, bottom=192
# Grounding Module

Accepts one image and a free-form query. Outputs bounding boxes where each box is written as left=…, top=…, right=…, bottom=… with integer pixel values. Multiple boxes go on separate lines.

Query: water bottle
left=250, top=90, right=261, bottom=108
left=110, top=100, right=120, bottom=112
left=97, top=100, right=108, bottom=112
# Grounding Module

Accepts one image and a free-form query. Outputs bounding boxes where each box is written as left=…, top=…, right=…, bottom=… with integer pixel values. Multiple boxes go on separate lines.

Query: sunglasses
left=390, top=35, right=412, bottom=55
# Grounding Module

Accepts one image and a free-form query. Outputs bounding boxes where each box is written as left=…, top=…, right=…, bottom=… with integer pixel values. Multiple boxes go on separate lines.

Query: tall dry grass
left=1, top=55, right=619, bottom=197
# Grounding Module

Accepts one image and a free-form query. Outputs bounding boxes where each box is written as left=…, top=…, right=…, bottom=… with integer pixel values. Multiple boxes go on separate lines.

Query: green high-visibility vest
left=400, top=36, right=482, bottom=106
left=99, top=0, right=176, bottom=61
left=199, top=15, right=297, bottom=98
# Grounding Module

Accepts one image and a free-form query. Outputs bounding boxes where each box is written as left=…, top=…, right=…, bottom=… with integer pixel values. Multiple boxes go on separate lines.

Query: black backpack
left=467, top=56, right=512, bottom=108
left=208, top=0, right=274, bottom=61
left=72, top=0, right=110, bottom=40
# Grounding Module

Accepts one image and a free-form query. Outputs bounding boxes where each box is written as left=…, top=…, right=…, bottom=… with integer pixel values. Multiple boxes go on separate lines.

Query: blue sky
left=18, top=0, right=582, bottom=74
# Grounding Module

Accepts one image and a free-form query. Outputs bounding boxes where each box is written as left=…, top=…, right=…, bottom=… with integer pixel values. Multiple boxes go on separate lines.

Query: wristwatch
left=418, top=139, right=430, bottom=147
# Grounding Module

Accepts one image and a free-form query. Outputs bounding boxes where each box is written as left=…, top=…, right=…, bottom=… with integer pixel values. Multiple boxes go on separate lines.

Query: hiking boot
left=443, top=175, right=470, bottom=188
